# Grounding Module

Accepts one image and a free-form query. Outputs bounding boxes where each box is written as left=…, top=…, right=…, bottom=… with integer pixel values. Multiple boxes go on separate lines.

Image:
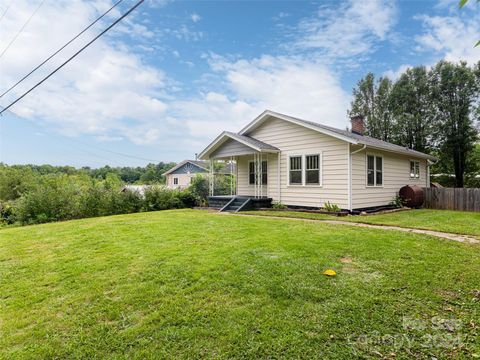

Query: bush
left=389, top=195, right=405, bottom=208
left=143, top=186, right=194, bottom=211
left=0, top=202, right=16, bottom=224
left=272, top=201, right=287, bottom=209
left=323, top=201, right=341, bottom=213
left=189, top=175, right=209, bottom=206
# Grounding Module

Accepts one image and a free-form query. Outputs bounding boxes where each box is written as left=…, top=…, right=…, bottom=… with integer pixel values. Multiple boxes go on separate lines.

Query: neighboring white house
left=163, top=160, right=235, bottom=189
left=198, top=110, right=437, bottom=211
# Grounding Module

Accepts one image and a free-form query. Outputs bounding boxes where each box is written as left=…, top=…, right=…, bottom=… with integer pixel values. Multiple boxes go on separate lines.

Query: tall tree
left=389, top=66, right=433, bottom=152
left=429, top=61, right=480, bottom=187
left=348, top=73, right=394, bottom=141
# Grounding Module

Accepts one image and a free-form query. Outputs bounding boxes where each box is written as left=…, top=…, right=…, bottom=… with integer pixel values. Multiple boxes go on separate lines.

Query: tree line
left=0, top=161, right=176, bottom=186
left=349, top=60, right=480, bottom=188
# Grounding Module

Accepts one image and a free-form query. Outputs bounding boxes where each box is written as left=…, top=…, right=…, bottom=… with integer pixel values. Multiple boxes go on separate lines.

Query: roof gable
left=198, top=131, right=279, bottom=160
left=239, top=110, right=358, bottom=144
left=162, top=160, right=208, bottom=176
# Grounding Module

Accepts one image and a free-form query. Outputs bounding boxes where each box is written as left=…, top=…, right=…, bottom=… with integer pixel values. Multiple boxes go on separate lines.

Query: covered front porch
left=198, top=131, right=280, bottom=211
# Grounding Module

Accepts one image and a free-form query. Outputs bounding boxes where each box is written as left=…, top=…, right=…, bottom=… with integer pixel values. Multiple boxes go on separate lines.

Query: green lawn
left=244, top=209, right=480, bottom=237
left=1, top=209, right=479, bottom=359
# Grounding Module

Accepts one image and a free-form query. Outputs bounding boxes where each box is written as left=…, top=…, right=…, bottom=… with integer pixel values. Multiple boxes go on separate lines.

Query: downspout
left=348, top=144, right=367, bottom=212
left=277, top=152, right=281, bottom=203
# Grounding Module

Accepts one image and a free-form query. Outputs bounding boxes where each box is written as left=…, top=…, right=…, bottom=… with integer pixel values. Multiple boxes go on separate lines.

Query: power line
left=0, top=0, right=145, bottom=116
left=0, top=0, right=46, bottom=60
left=68, top=137, right=159, bottom=163
left=0, top=0, right=124, bottom=99
left=0, top=0, right=15, bottom=24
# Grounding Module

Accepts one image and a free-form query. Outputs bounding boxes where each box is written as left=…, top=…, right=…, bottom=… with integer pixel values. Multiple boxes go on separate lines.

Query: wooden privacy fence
left=423, top=187, right=480, bottom=212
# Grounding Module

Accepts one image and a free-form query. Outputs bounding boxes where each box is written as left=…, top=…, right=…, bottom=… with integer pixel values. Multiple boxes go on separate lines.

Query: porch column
left=230, top=156, right=233, bottom=196
left=209, top=159, right=214, bottom=196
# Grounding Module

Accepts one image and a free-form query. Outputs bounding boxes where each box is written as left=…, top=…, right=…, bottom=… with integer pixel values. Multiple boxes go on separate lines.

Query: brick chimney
left=350, top=115, right=365, bottom=135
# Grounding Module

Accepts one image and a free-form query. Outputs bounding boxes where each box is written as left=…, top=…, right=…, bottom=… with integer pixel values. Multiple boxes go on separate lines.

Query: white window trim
left=173, top=177, right=178, bottom=185
left=365, top=153, right=383, bottom=188
left=248, top=160, right=268, bottom=186
left=409, top=159, right=421, bottom=180
left=287, top=152, right=323, bottom=187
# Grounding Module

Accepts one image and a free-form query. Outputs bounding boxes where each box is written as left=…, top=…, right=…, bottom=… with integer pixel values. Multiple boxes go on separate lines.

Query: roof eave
left=361, top=143, right=438, bottom=161
left=239, top=110, right=358, bottom=145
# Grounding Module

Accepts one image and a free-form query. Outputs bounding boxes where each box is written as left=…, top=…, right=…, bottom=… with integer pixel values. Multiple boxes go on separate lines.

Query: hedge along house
left=198, top=110, right=437, bottom=212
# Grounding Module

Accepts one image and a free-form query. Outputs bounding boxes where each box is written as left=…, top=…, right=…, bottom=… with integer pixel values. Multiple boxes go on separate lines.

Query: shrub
left=15, top=174, right=83, bottom=224
left=189, top=175, right=209, bottom=206
left=389, top=195, right=406, bottom=208
left=323, top=201, right=341, bottom=213
left=0, top=202, right=16, bottom=224
left=272, top=201, right=287, bottom=209
left=143, top=186, right=194, bottom=211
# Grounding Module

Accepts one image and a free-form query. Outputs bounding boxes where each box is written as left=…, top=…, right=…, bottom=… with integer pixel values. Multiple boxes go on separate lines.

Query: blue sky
left=0, top=0, right=479, bottom=167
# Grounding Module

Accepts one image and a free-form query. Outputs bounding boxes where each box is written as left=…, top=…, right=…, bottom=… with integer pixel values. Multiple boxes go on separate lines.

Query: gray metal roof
left=223, top=131, right=280, bottom=152
left=162, top=159, right=236, bottom=175
left=255, top=110, right=437, bottom=160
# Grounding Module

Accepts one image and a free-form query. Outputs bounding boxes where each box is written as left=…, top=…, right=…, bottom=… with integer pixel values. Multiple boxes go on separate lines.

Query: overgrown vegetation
left=0, top=164, right=198, bottom=226
left=349, top=60, right=480, bottom=187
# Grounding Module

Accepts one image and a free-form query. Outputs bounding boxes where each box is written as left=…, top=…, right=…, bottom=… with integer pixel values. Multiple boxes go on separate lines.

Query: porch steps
left=219, top=197, right=252, bottom=213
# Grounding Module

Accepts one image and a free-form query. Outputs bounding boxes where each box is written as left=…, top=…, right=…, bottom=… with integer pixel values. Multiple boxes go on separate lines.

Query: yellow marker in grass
left=323, top=269, right=336, bottom=276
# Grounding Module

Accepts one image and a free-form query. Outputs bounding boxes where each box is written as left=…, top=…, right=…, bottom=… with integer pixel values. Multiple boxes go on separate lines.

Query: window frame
left=305, top=154, right=321, bottom=186
left=248, top=160, right=268, bottom=185
left=409, top=160, right=420, bottom=179
left=288, top=153, right=322, bottom=187
left=288, top=155, right=303, bottom=186
left=173, top=177, right=178, bottom=185
left=365, top=153, right=383, bottom=188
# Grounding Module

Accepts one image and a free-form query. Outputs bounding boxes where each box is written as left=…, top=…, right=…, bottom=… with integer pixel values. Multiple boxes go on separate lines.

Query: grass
left=244, top=209, right=480, bottom=238
left=1, top=209, right=479, bottom=359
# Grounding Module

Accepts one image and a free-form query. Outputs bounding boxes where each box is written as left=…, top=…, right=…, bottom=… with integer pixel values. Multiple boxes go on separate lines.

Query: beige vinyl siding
left=236, top=155, right=274, bottom=197
left=166, top=173, right=198, bottom=189
left=351, top=148, right=428, bottom=209
left=246, top=117, right=349, bottom=209
left=210, top=138, right=255, bottom=158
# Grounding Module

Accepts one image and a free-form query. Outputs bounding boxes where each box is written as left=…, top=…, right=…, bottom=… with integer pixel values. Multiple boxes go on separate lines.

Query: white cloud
left=415, top=13, right=480, bottom=64
left=383, top=64, right=413, bottom=80
left=0, top=0, right=169, bottom=144
left=169, top=54, right=351, bottom=141
left=190, top=12, right=201, bottom=23
left=294, top=0, right=397, bottom=58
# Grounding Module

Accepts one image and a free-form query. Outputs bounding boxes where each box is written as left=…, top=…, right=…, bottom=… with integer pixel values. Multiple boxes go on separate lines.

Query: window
left=306, top=155, right=320, bottom=185
left=261, top=161, right=268, bottom=185
left=289, top=156, right=302, bottom=184
left=249, top=161, right=267, bottom=185
left=367, top=155, right=383, bottom=186
left=410, top=160, right=420, bottom=179
left=249, top=162, right=255, bottom=185
left=173, top=177, right=178, bottom=185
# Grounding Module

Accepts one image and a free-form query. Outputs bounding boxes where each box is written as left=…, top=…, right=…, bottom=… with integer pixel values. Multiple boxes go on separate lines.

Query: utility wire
left=0, top=0, right=124, bottom=99
left=0, top=0, right=46, bottom=60
left=68, top=137, right=159, bottom=163
left=0, top=0, right=15, bottom=24
left=0, top=0, right=145, bottom=116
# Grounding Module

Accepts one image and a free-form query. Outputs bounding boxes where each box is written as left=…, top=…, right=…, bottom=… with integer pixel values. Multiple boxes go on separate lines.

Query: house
left=163, top=160, right=235, bottom=189
left=198, top=110, right=437, bottom=211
